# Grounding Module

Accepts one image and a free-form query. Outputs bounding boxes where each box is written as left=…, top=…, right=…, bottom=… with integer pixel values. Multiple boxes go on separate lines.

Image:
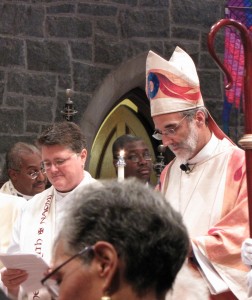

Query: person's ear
left=8, top=169, right=18, bottom=182
left=195, top=110, right=205, bottom=127
left=80, top=148, right=87, bottom=167
left=93, top=241, right=119, bottom=296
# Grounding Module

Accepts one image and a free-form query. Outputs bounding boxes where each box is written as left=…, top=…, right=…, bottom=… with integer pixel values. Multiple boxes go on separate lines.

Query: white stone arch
left=80, top=52, right=148, bottom=167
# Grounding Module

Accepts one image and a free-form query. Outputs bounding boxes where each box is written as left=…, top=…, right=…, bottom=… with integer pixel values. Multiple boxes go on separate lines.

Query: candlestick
left=117, top=150, right=126, bottom=182
left=153, top=144, right=166, bottom=185
left=61, top=89, right=78, bottom=122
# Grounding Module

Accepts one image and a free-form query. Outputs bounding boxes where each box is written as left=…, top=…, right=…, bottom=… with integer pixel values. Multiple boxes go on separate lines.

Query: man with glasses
left=0, top=142, right=47, bottom=200
left=112, top=135, right=152, bottom=185
left=1, top=122, right=96, bottom=300
left=145, top=47, right=249, bottom=299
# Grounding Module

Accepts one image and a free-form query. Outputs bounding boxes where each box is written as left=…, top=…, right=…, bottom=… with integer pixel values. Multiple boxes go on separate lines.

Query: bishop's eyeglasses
left=152, top=115, right=188, bottom=141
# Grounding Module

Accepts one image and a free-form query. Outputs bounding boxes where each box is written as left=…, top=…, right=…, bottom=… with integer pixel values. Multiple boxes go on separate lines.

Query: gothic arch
left=80, top=52, right=155, bottom=167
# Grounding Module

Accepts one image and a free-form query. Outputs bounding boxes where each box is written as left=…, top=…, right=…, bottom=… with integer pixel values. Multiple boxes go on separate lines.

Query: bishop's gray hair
left=181, top=106, right=209, bottom=124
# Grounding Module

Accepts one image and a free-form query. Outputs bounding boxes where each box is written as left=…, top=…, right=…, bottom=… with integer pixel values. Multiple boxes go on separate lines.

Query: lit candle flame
left=119, top=150, right=125, bottom=157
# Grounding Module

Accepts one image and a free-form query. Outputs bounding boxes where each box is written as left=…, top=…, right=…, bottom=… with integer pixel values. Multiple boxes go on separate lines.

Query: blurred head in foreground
left=42, top=178, right=189, bottom=300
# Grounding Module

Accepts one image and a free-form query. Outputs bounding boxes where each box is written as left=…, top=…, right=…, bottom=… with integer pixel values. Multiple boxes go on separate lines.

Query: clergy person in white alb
left=0, top=193, right=26, bottom=258
left=146, top=47, right=249, bottom=299
left=1, top=122, right=96, bottom=300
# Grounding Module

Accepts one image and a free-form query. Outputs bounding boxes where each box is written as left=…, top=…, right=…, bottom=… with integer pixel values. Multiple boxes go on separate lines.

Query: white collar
left=188, top=133, right=218, bottom=165
left=9, top=180, right=33, bottom=200
left=54, top=170, right=95, bottom=202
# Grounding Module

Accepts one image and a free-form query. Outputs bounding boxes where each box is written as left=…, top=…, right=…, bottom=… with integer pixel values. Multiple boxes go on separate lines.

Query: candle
left=117, top=150, right=126, bottom=182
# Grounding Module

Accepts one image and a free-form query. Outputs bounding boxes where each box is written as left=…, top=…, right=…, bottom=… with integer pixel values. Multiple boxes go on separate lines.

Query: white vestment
left=0, top=193, right=26, bottom=256
left=0, top=180, right=33, bottom=200
left=160, top=134, right=249, bottom=299
left=5, top=171, right=96, bottom=300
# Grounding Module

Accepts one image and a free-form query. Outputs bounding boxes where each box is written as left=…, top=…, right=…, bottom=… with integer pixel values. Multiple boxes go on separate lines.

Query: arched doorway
left=81, top=54, right=174, bottom=184
left=80, top=52, right=148, bottom=160
left=88, top=88, right=159, bottom=185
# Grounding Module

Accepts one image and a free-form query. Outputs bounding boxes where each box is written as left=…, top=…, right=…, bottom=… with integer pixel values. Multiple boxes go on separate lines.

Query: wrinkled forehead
left=153, top=111, right=184, bottom=127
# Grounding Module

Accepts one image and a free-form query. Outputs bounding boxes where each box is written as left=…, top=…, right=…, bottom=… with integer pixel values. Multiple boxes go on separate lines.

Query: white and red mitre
left=146, top=46, right=231, bottom=142
left=146, top=46, right=204, bottom=116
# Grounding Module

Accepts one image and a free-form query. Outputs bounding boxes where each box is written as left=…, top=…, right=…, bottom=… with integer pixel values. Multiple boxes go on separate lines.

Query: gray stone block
left=58, top=74, right=72, bottom=90
left=0, top=4, right=44, bottom=37
left=46, top=4, right=75, bottom=14
left=5, top=95, right=24, bottom=107
left=199, top=70, right=222, bottom=98
left=127, top=40, right=149, bottom=57
left=78, top=3, right=117, bottom=16
left=0, top=71, right=4, bottom=81
left=199, top=53, right=220, bottom=69
left=106, top=0, right=137, bottom=5
left=201, top=31, right=225, bottom=52
left=171, top=27, right=200, bottom=40
left=46, top=16, right=92, bottom=38
left=26, top=99, right=54, bottom=122
left=148, top=41, right=164, bottom=55
left=119, top=9, right=170, bottom=38
left=70, top=41, right=92, bottom=61
left=171, top=0, right=223, bottom=28
left=0, top=108, right=24, bottom=134
left=94, top=35, right=128, bottom=65
left=96, top=20, right=119, bottom=36
left=0, top=38, right=25, bottom=67
left=27, top=40, right=70, bottom=73
left=26, top=122, right=41, bottom=134
left=73, top=62, right=110, bottom=93
left=0, top=83, right=4, bottom=105
left=7, top=72, right=56, bottom=97
left=139, top=0, right=169, bottom=6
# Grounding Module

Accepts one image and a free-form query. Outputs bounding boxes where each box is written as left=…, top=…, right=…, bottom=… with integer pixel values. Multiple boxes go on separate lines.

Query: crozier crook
left=207, top=18, right=252, bottom=235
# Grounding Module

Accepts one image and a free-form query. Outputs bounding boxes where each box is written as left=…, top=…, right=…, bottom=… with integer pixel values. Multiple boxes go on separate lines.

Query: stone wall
left=0, top=0, right=242, bottom=174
